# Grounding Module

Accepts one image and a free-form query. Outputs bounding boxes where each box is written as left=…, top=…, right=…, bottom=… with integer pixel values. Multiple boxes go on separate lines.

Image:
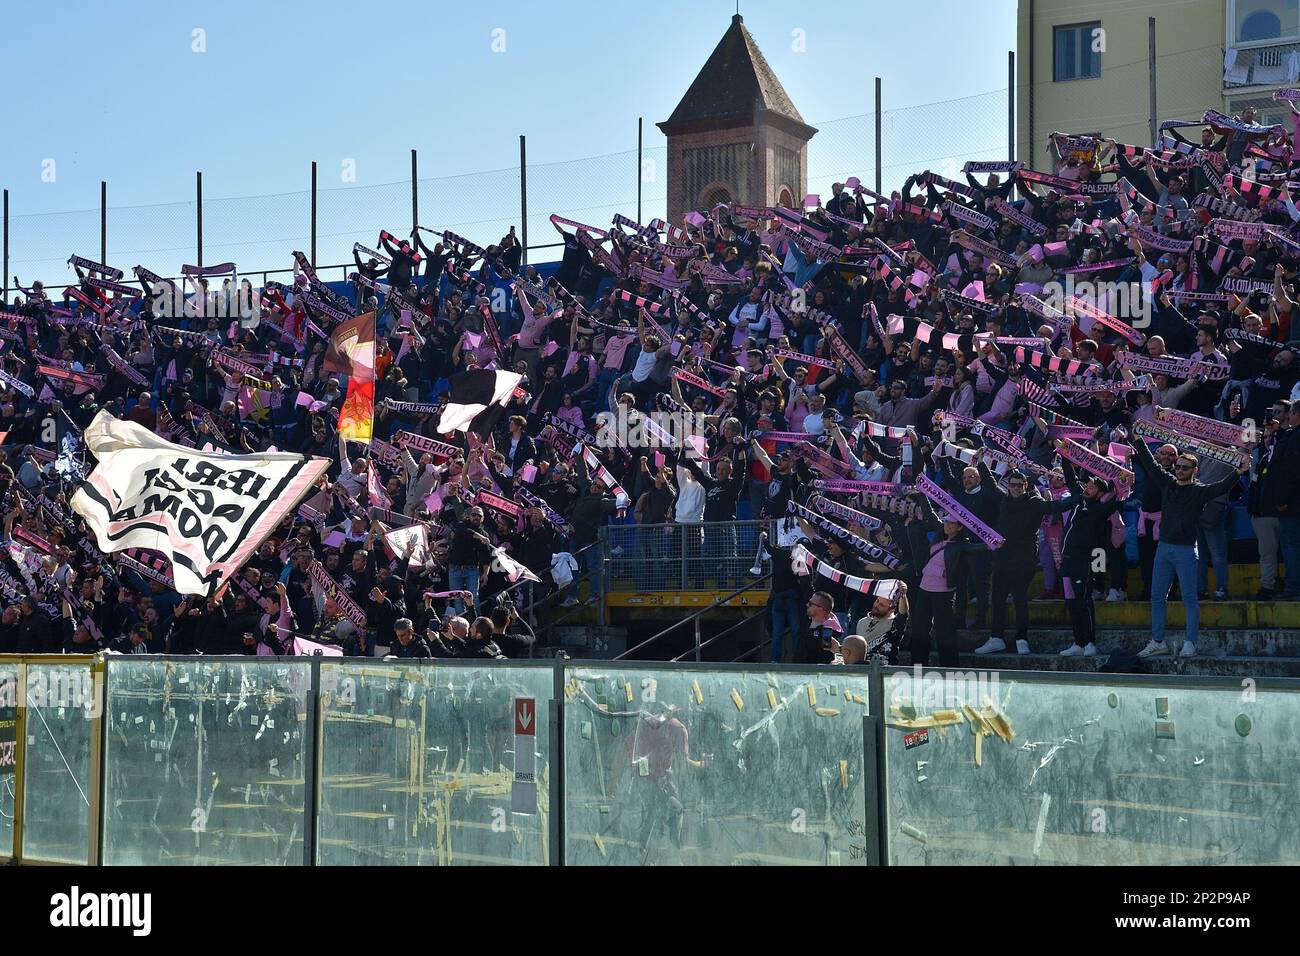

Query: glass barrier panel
left=21, top=661, right=96, bottom=864
left=0, top=662, right=18, bottom=860
left=883, top=669, right=1300, bottom=865
left=317, top=661, right=553, bottom=866
left=102, top=659, right=311, bottom=866
left=563, top=664, right=872, bottom=865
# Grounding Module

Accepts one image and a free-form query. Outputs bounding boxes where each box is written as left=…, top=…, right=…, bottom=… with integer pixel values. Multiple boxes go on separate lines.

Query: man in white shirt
left=803, top=393, right=830, bottom=436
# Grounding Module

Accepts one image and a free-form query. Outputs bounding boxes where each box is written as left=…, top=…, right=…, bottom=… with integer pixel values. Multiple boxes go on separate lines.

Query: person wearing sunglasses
left=1132, top=439, right=1251, bottom=658
left=798, top=591, right=842, bottom=664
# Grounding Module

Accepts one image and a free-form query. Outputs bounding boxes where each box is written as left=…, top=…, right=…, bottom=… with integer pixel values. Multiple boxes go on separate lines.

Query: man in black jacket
left=976, top=468, right=1077, bottom=656
left=940, top=458, right=999, bottom=631
left=765, top=516, right=809, bottom=664
left=389, top=618, right=434, bottom=659
left=1055, top=458, right=1122, bottom=657
left=1133, top=437, right=1249, bottom=658
left=15, top=597, right=54, bottom=653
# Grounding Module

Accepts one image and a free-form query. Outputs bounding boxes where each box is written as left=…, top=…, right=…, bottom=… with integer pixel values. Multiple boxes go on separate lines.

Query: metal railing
left=614, top=574, right=771, bottom=662
left=603, top=520, right=774, bottom=594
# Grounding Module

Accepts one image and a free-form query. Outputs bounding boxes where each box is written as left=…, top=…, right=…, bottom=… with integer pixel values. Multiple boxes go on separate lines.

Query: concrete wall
left=1017, top=0, right=1223, bottom=170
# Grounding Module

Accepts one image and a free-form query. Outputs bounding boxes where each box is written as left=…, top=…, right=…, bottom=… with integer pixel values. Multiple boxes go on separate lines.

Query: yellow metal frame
left=605, top=591, right=770, bottom=609
left=0, top=654, right=102, bottom=866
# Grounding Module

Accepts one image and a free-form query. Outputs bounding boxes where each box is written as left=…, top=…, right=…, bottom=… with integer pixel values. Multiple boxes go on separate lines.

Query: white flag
left=71, top=411, right=331, bottom=595
left=490, top=546, right=541, bottom=583
left=384, top=524, right=429, bottom=564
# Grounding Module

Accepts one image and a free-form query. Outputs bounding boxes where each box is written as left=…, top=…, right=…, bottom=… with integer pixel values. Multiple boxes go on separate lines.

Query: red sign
left=514, top=698, right=536, bottom=737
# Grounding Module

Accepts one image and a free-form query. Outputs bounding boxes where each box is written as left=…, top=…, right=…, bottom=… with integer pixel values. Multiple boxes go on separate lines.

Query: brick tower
left=657, top=14, right=817, bottom=226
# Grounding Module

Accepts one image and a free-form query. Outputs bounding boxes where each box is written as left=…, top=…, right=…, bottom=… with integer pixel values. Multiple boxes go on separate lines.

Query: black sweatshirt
left=1132, top=439, right=1242, bottom=546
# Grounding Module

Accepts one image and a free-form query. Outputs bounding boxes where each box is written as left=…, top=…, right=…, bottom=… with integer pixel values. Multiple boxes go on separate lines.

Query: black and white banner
left=70, top=412, right=331, bottom=595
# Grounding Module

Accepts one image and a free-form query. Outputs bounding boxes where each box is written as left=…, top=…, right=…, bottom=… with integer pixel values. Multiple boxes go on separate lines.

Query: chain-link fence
left=2, top=60, right=1243, bottom=301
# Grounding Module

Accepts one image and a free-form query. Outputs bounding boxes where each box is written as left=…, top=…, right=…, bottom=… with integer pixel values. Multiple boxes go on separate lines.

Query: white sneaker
left=1059, top=644, right=1086, bottom=656
left=1016, top=639, right=1031, bottom=655
left=1082, top=642, right=1097, bottom=656
left=1179, top=641, right=1197, bottom=658
left=560, top=597, right=580, bottom=607
left=974, top=637, right=1006, bottom=655
left=1137, top=640, right=1170, bottom=658
left=1105, top=589, right=1126, bottom=602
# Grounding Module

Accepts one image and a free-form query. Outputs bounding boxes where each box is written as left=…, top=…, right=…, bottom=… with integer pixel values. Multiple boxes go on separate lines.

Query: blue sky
left=0, top=0, right=1016, bottom=279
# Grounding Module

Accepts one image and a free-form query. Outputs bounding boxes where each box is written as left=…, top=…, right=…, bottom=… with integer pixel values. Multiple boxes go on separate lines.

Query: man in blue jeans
left=1133, top=441, right=1249, bottom=658
left=764, top=522, right=807, bottom=663
left=448, top=505, right=492, bottom=618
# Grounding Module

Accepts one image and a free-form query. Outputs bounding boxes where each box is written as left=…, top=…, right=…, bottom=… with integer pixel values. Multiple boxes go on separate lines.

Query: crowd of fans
left=1, top=108, right=1299, bottom=669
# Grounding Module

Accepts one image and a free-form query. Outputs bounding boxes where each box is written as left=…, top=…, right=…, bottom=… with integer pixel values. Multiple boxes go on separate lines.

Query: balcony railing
left=1223, top=38, right=1300, bottom=90
left=601, top=520, right=774, bottom=595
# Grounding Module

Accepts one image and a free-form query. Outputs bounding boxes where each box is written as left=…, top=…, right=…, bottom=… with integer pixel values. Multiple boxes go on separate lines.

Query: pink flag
left=962, top=280, right=986, bottom=302
left=293, top=635, right=344, bottom=657
left=803, top=194, right=821, bottom=209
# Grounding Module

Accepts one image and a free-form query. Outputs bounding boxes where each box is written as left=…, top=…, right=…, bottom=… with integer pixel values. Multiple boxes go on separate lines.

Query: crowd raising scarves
left=0, top=102, right=1298, bottom=665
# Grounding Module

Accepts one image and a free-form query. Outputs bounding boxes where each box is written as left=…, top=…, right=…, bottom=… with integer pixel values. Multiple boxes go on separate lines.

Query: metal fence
left=1, top=83, right=1013, bottom=301
left=602, top=520, right=774, bottom=594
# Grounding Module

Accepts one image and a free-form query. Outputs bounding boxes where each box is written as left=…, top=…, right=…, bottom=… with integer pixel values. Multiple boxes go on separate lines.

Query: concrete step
left=985, top=599, right=1300, bottom=629
left=965, top=628, right=1300, bottom=658
left=907, top=650, right=1300, bottom=678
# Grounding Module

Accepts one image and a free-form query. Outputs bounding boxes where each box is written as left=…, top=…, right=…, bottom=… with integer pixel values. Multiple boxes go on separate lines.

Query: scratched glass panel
left=0, top=663, right=19, bottom=859
left=102, top=659, right=311, bottom=866
left=563, top=665, right=872, bottom=865
left=21, top=662, right=96, bottom=864
left=316, top=662, right=553, bottom=866
left=884, top=671, right=1300, bottom=865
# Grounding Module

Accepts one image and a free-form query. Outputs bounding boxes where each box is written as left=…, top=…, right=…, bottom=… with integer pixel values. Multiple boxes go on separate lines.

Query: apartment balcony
left=1223, top=38, right=1300, bottom=93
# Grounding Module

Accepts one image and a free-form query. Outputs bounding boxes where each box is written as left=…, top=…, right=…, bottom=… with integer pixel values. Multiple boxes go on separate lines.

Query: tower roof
left=657, top=14, right=817, bottom=140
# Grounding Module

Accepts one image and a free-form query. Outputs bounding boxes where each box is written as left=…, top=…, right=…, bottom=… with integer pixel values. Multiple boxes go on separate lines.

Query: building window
left=700, top=185, right=732, bottom=208
left=1226, top=94, right=1290, bottom=128
left=1231, top=0, right=1299, bottom=44
left=1053, top=22, right=1102, bottom=82
left=683, top=143, right=750, bottom=211
left=774, top=146, right=802, bottom=203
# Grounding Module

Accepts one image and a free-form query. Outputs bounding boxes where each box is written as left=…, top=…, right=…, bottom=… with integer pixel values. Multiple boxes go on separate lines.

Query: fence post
left=1008, top=51, right=1015, bottom=162
left=874, top=77, right=882, bottom=195
left=196, top=171, right=203, bottom=269
left=100, top=181, right=107, bottom=266
left=1148, top=18, right=1158, bottom=148
left=3, top=188, right=7, bottom=306
left=637, top=116, right=643, bottom=223
left=411, top=148, right=418, bottom=237
left=310, top=161, right=317, bottom=267
left=519, top=134, right=528, bottom=268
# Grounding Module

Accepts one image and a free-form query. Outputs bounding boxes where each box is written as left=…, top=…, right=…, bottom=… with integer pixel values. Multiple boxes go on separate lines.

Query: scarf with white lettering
left=1116, top=351, right=1229, bottom=381
left=915, top=474, right=1005, bottom=549
left=790, top=541, right=904, bottom=593
left=790, top=503, right=903, bottom=569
